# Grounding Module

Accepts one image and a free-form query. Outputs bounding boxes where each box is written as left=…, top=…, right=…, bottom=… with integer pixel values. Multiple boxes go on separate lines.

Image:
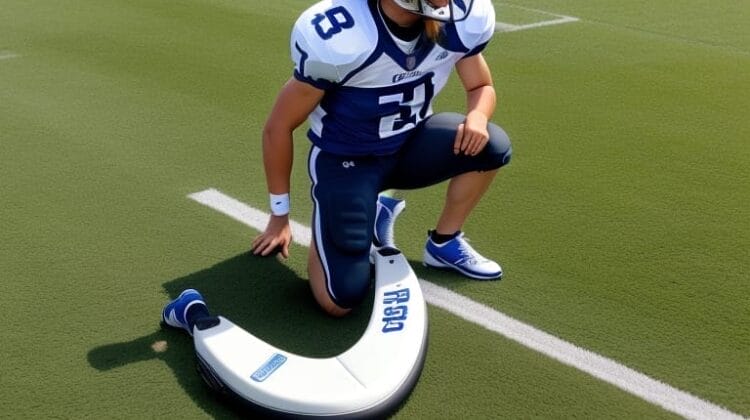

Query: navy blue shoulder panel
left=438, top=23, right=470, bottom=53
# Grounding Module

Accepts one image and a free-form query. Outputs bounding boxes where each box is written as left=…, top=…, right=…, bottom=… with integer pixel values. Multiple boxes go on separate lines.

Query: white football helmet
left=391, top=0, right=474, bottom=22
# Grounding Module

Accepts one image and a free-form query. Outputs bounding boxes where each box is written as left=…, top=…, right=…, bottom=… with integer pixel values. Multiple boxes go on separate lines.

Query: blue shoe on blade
left=371, top=195, right=406, bottom=263
left=373, top=195, right=406, bottom=249
left=162, top=289, right=206, bottom=336
left=423, top=232, right=503, bottom=280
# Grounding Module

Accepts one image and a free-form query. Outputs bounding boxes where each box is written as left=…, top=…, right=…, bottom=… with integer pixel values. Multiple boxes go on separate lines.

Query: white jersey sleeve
left=290, top=0, right=378, bottom=89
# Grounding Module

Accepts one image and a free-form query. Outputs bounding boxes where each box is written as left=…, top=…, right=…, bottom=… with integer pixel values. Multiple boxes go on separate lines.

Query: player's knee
left=328, top=259, right=372, bottom=309
left=310, top=281, right=352, bottom=317
left=483, top=123, right=512, bottom=169
left=310, top=242, right=371, bottom=312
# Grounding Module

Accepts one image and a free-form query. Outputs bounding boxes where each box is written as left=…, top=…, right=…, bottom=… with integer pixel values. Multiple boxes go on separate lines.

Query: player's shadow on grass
left=87, top=251, right=372, bottom=418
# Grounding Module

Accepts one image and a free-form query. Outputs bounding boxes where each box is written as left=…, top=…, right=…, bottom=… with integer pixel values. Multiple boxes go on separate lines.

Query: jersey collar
left=370, top=0, right=435, bottom=71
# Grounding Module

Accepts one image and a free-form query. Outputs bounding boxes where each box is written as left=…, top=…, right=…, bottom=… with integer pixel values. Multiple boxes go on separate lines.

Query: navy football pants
left=308, top=112, right=512, bottom=308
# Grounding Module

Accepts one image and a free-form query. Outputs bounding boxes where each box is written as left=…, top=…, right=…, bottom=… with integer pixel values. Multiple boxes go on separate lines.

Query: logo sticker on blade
left=382, top=288, right=410, bottom=333
left=251, top=353, right=288, bottom=382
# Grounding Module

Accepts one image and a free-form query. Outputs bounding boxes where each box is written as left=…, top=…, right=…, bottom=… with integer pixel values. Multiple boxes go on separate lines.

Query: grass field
left=1, top=0, right=748, bottom=418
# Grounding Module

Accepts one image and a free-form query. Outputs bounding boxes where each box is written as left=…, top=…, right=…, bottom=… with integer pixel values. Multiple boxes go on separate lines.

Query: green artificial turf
left=1, top=0, right=747, bottom=417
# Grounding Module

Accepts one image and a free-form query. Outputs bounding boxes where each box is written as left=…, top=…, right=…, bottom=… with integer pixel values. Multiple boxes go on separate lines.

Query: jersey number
left=378, top=78, right=435, bottom=138
left=312, top=7, right=354, bottom=40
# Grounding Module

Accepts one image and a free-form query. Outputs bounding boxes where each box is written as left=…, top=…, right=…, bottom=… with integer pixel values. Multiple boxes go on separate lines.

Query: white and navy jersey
left=291, top=0, right=495, bottom=156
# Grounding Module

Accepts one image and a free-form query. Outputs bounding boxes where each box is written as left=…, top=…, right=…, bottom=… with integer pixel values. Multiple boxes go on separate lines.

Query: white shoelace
left=454, top=235, right=489, bottom=264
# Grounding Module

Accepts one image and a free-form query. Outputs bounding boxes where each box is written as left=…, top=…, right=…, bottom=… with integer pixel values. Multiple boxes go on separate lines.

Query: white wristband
left=270, top=193, right=290, bottom=216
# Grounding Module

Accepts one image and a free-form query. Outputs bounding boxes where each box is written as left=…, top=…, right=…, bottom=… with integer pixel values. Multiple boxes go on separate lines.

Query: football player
left=251, top=0, right=512, bottom=317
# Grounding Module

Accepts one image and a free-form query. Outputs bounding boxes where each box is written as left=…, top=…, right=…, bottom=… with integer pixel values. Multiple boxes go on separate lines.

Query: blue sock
left=186, top=303, right=211, bottom=331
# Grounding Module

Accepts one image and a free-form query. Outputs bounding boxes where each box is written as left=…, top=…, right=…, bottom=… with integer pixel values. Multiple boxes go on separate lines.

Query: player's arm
left=454, top=52, right=497, bottom=156
left=251, top=79, right=324, bottom=257
left=262, top=78, right=324, bottom=197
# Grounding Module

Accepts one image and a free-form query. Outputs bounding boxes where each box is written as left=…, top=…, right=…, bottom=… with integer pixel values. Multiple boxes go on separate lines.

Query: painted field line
left=495, top=3, right=579, bottom=33
left=496, top=15, right=578, bottom=33
left=0, top=50, right=19, bottom=61
left=188, top=188, right=743, bottom=420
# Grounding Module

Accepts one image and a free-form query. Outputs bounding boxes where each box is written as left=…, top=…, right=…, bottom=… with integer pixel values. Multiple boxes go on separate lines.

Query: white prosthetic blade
left=193, top=249, right=429, bottom=417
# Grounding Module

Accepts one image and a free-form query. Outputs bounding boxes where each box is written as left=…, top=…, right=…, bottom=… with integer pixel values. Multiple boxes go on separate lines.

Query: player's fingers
left=464, top=128, right=481, bottom=154
left=460, top=132, right=476, bottom=155
left=466, top=140, right=477, bottom=156
left=465, top=129, right=488, bottom=155
left=251, top=234, right=263, bottom=250
left=470, top=137, right=486, bottom=156
left=252, top=236, right=273, bottom=255
left=453, top=123, right=465, bottom=155
left=260, top=238, right=281, bottom=256
left=250, top=236, right=263, bottom=253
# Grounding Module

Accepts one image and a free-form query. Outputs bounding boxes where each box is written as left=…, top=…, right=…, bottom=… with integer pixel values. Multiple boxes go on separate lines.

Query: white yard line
left=496, top=15, right=579, bottom=33
left=188, top=188, right=744, bottom=420
left=495, top=3, right=579, bottom=33
left=493, top=3, right=749, bottom=56
left=0, top=50, right=19, bottom=61
left=189, top=188, right=313, bottom=247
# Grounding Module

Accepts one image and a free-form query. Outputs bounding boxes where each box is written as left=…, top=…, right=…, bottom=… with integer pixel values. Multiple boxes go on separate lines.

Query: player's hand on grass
left=251, top=215, right=292, bottom=258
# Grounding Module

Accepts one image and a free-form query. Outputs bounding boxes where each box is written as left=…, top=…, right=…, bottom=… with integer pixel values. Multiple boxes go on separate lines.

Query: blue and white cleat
left=373, top=195, right=406, bottom=249
left=423, top=232, right=503, bottom=280
left=162, top=289, right=206, bottom=336
left=371, top=195, right=406, bottom=263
